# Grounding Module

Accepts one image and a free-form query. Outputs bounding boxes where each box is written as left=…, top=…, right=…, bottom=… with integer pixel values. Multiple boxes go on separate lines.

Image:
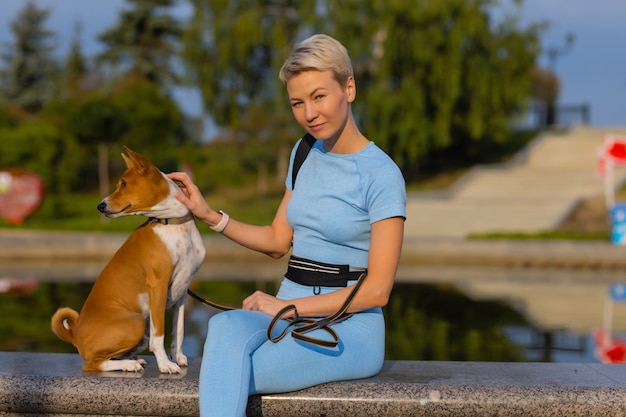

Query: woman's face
left=286, top=70, right=355, bottom=144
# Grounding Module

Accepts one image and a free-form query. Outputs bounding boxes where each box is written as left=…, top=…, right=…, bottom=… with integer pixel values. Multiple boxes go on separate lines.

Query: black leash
left=187, top=288, right=235, bottom=312
left=266, top=272, right=367, bottom=348
left=186, top=272, right=367, bottom=349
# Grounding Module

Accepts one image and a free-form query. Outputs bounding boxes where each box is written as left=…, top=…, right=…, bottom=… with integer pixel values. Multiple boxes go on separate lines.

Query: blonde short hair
left=279, top=34, right=354, bottom=86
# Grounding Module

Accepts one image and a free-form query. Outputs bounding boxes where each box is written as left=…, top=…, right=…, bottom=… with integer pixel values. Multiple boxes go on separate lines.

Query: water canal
left=2, top=260, right=621, bottom=364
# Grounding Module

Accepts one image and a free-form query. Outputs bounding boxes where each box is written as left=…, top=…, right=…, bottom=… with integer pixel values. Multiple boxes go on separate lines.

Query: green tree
left=0, top=0, right=58, bottom=112
left=38, top=99, right=92, bottom=194
left=321, top=0, right=541, bottom=176
left=181, top=0, right=314, bottom=190
left=0, top=121, right=64, bottom=191
left=109, top=74, right=186, bottom=163
left=69, top=98, right=130, bottom=197
left=66, top=24, right=88, bottom=80
left=182, top=0, right=314, bottom=130
left=97, top=0, right=183, bottom=85
left=61, top=22, right=96, bottom=98
left=0, top=103, right=17, bottom=128
left=530, top=66, right=559, bottom=127
left=182, top=0, right=541, bottom=181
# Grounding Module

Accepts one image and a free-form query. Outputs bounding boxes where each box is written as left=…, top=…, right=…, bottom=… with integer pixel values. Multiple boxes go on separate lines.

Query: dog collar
left=149, top=212, right=194, bottom=225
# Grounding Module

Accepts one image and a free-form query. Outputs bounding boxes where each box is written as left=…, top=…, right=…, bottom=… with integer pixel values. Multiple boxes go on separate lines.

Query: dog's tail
left=51, top=307, right=79, bottom=344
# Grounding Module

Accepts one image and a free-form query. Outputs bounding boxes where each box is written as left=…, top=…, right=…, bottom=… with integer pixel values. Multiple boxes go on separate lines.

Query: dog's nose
left=97, top=201, right=107, bottom=213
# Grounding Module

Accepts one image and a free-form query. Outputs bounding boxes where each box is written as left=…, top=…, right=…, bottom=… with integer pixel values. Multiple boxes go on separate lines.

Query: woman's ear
left=346, top=76, right=356, bottom=103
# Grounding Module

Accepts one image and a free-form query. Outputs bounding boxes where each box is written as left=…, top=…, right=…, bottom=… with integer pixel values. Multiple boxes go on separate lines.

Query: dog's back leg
left=82, top=313, right=146, bottom=372
left=114, top=335, right=148, bottom=363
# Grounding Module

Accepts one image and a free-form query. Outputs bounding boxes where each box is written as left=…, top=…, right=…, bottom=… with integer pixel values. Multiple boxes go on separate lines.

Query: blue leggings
left=198, top=278, right=385, bottom=417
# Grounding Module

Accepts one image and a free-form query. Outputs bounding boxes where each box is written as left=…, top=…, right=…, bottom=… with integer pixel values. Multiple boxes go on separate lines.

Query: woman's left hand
left=242, top=291, right=288, bottom=316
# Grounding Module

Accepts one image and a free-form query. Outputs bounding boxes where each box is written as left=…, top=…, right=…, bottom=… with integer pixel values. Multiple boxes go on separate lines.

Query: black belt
left=189, top=255, right=369, bottom=349
left=286, top=256, right=366, bottom=287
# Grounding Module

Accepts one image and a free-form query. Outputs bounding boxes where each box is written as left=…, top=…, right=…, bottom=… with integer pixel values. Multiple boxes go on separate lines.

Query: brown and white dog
left=51, top=147, right=205, bottom=373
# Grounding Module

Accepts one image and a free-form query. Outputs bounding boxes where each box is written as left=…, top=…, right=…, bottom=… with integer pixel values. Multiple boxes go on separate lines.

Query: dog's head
left=97, top=146, right=171, bottom=218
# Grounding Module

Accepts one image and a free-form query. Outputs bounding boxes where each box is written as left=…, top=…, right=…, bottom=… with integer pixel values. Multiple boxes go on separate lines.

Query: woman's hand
left=166, top=172, right=217, bottom=224
left=243, top=291, right=289, bottom=316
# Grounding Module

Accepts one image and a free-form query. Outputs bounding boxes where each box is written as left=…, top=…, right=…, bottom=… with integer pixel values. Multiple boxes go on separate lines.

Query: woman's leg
left=199, top=279, right=385, bottom=416
left=249, top=308, right=385, bottom=394
left=251, top=278, right=385, bottom=393
left=199, top=309, right=272, bottom=417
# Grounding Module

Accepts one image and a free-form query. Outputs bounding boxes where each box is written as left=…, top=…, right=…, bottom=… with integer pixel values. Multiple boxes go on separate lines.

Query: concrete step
left=455, top=172, right=604, bottom=199
left=405, top=126, right=626, bottom=239
left=406, top=201, right=568, bottom=237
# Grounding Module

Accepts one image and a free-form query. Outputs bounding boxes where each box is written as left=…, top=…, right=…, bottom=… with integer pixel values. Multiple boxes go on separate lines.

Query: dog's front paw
left=158, top=360, right=182, bottom=374
left=176, top=353, right=188, bottom=367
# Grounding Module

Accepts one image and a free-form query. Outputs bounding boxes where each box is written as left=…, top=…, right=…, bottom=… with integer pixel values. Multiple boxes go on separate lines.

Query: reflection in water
left=384, top=283, right=527, bottom=362
left=0, top=279, right=594, bottom=362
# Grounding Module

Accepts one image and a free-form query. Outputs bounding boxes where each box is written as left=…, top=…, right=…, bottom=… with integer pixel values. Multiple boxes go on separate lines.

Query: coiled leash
left=186, top=272, right=367, bottom=349
left=266, top=272, right=367, bottom=348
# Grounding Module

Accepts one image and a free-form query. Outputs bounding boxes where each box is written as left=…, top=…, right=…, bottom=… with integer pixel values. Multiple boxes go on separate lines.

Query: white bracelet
left=210, top=210, right=230, bottom=233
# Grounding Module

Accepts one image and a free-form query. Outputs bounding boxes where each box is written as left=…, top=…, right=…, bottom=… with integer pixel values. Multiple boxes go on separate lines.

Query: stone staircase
left=405, top=126, right=626, bottom=239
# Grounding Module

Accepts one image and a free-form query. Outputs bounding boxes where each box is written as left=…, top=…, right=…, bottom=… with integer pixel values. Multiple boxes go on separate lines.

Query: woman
left=168, top=34, right=406, bottom=417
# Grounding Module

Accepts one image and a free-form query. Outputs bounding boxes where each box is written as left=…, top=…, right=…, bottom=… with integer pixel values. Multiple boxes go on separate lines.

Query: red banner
left=597, top=135, right=626, bottom=176
left=0, top=170, right=44, bottom=225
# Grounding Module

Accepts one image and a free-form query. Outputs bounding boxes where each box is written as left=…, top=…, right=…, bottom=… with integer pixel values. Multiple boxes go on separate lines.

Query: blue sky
left=515, top=0, right=626, bottom=127
left=1, top=0, right=625, bottom=127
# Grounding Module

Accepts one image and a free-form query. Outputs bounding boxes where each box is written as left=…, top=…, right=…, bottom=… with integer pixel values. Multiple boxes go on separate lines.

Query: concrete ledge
left=2, top=352, right=626, bottom=416
left=3, top=230, right=626, bottom=271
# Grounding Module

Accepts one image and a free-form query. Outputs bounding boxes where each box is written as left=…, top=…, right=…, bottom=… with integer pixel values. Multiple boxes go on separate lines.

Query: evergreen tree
left=65, top=23, right=88, bottom=80
left=0, top=0, right=58, bottom=113
left=97, top=0, right=183, bottom=85
left=61, top=22, right=101, bottom=98
left=95, top=0, right=188, bottom=176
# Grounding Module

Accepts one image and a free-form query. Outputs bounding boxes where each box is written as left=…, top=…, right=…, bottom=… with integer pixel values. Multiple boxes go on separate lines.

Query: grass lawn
left=0, top=184, right=285, bottom=233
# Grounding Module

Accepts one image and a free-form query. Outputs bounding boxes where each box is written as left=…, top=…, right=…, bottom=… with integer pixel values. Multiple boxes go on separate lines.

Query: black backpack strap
left=291, top=133, right=316, bottom=190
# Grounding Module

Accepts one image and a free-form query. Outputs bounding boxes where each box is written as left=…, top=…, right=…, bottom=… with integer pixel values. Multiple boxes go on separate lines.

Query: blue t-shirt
left=286, top=138, right=406, bottom=269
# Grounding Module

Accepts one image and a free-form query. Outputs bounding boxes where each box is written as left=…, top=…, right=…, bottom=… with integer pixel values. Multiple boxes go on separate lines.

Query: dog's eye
left=120, top=181, right=126, bottom=189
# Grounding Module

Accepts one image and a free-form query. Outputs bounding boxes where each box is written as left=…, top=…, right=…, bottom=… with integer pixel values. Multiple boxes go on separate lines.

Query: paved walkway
left=405, top=126, right=626, bottom=239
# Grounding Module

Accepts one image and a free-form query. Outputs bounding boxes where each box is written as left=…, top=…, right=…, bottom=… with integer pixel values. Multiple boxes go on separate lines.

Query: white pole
left=606, top=158, right=615, bottom=209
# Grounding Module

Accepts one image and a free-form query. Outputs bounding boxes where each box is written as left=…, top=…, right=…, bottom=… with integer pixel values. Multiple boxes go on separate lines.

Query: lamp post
left=545, top=33, right=575, bottom=126
left=547, top=33, right=575, bottom=72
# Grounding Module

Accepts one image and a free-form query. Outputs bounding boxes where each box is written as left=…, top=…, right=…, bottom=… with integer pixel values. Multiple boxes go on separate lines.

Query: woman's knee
left=205, top=310, right=271, bottom=348
left=209, top=310, right=268, bottom=330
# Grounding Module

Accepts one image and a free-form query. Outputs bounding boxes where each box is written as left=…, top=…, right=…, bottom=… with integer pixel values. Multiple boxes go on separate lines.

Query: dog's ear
left=121, top=152, right=133, bottom=169
left=122, top=146, right=151, bottom=175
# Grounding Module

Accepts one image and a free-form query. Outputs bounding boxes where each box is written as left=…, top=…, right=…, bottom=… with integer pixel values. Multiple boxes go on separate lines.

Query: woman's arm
left=166, top=172, right=294, bottom=259
left=243, top=216, right=405, bottom=316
